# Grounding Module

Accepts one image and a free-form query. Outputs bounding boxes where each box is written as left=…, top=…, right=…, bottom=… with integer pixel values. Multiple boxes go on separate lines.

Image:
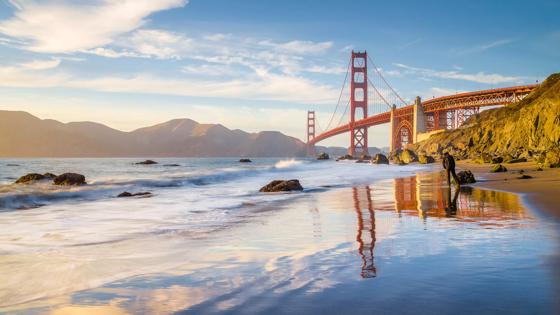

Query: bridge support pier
left=413, top=96, right=426, bottom=143
left=389, top=105, right=396, bottom=153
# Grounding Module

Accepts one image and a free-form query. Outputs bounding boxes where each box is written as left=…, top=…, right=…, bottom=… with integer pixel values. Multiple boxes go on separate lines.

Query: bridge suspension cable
left=322, top=56, right=352, bottom=132
left=367, top=55, right=408, bottom=107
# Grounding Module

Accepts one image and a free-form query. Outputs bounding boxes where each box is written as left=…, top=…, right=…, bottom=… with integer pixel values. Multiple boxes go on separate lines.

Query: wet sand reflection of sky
left=4, top=172, right=556, bottom=315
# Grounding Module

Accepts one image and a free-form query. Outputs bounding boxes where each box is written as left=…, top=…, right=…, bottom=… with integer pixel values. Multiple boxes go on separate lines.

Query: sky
left=0, top=0, right=559, bottom=147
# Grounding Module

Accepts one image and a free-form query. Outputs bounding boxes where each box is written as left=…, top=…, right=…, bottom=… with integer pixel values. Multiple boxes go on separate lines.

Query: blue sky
left=0, top=0, right=558, bottom=147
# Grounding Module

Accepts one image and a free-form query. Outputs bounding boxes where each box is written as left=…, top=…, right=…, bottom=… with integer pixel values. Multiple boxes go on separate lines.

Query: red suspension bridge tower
left=349, top=51, right=369, bottom=156
left=306, top=110, right=316, bottom=156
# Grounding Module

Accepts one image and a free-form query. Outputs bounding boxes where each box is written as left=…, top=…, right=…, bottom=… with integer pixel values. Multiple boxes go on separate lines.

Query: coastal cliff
left=413, top=73, right=560, bottom=167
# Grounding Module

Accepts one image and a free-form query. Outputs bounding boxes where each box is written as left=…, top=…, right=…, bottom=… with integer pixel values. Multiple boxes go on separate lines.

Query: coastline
left=456, top=160, right=560, bottom=221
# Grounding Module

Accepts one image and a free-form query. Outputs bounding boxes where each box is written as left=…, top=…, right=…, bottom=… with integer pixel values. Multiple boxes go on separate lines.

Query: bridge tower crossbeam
left=306, top=110, right=316, bottom=156
left=349, top=51, right=369, bottom=157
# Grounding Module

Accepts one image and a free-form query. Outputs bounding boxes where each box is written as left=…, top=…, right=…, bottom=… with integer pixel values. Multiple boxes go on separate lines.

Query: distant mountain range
left=0, top=111, right=308, bottom=157
left=0, top=110, right=385, bottom=158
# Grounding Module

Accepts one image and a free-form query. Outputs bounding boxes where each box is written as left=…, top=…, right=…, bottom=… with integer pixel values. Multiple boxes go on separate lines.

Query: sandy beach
left=1, top=158, right=558, bottom=314
left=457, top=161, right=560, bottom=221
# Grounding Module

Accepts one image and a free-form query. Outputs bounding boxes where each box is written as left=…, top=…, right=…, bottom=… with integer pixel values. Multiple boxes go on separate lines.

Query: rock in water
left=371, top=153, right=389, bottom=164
left=136, top=160, right=158, bottom=165
left=400, top=149, right=418, bottom=164
left=490, top=164, right=508, bottom=173
left=259, top=179, right=303, bottom=192
left=163, top=164, right=180, bottom=167
left=518, top=174, right=533, bottom=179
left=53, top=173, right=86, bottom=186
left=418, top=153, right=435, bottom=164
left=316, top=152, right=330, bottom=160
left=456, top=170, right=476, bottom=184
left=239, top=158, right=252, bottom=163
left=15, top=173, right=46, bottom=184
left=118, top=191, right=152, bottom=197
left=43, top=172, right=57, bottom=179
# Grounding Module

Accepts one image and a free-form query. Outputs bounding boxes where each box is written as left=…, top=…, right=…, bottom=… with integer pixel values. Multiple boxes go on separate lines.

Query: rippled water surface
left=0, top=158, right=558, bottom=314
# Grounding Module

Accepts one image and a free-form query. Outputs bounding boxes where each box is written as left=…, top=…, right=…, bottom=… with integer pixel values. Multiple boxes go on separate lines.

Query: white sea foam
left=0, top=157, right=427, bottom=306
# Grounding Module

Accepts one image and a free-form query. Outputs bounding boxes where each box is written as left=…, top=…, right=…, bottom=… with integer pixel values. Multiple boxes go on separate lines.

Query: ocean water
left=0, top=158, right=558, bottom=314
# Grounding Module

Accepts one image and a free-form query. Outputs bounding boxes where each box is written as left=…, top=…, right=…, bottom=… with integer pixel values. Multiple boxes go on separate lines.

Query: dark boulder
left=506, top=157, right=527, bottom=164
left=371, top=153, right=389, bottom=165
left=491, top=156, right=504, bottom=164
left=239, top=158, right=252, bottom=163
left=418, top=154, right=435, bottom=164
left=316, top=152, right=330, bottom=160
left=43, top=172, right=57, bottom=179
left=53, top=173, right=86, bottom=186
left=118, top=191, right=152, bottom=198
left=400, top=149, right=418, bottom=164
left=490, top=164, right=508, bottom=173
left=259, top=179, right=303, bottom=192
left=518, top=174, right=533, bottom=179
left=136, top=160, right=158, bottom=165
left=457, top=170, right=476, bottom=184
left=15, top=173, right=46, bottom=184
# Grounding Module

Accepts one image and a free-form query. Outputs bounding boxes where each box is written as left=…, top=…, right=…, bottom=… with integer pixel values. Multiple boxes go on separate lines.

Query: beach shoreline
left=455, top=161, right=560, bottom=221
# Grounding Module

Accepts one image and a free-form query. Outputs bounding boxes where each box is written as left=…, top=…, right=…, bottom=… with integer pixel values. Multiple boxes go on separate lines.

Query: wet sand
left=3, top=169, right=558, bottom=314
left=456, top=161, right=560, bottom=221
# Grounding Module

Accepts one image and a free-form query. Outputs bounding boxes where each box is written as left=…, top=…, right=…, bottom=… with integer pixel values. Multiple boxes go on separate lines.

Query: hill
left=413, top=73, right=560, bottom=167
left=0, top=111, right=307, bottom=157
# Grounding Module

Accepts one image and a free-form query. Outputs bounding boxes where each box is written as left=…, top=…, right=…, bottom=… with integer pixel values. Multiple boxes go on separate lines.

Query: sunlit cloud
left=393, top=63, right=526, bottom=84
left=0, top=0, right=188, bottom=53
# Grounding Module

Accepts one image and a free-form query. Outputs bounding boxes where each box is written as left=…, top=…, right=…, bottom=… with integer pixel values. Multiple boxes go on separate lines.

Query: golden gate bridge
left=306, top=51, right=537, bottom=156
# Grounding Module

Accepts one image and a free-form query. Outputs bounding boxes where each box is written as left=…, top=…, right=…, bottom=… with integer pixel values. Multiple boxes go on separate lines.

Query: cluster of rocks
left=15, top=172, right=86, bottom=186
left=316, top=152, right=330, bottom=160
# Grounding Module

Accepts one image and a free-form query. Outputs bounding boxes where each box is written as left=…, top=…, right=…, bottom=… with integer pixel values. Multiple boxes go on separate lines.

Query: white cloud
left=258, top=40, right=333, bottom=54
left=19, top=58, right=61, bottom=70
left=0, top=0, right=188, bottom=53
left=426, top=87, right=466, bottom=99
left=394, top=63, right=525, bottom=84
left=306, top=65, right=347, bottom=74
left=456, top=38, right=515, bottom=55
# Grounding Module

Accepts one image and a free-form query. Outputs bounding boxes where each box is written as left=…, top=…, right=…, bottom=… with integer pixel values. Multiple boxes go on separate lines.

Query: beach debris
left=518, top=174, right=533, bottom=179
left=316, top=152, right=330, bottom=160
left=15, top=173, right=47, bottom=184
left=456, top=170, right=476, bottom=184
left=259, top=179, right=303, bottom=192
left=399, top=149, right=418, bottom=164
left=490, top=164, right=508, bottom=173
left=418, top=153, right=435, bottom=164
left=371, top=153, right=389, bottom=164
left=136, top=160, right=158, bottom=165
left=239, top=158, right=252, bottom=163
left=117, top=191, right=152, bottom=198
left=53, top=173, right=86, bottom=186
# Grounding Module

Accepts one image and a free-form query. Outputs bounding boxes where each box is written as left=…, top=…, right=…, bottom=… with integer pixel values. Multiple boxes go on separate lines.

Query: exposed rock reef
left=413, top=73, right=560, bottom=168
left=316, top=152, right=330, bottom=160
left=259, top=180, right=304, bottom=192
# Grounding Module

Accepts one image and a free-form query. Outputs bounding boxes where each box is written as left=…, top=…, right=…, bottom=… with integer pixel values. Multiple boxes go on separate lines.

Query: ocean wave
left=274, top=158, right=305, bottom=169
